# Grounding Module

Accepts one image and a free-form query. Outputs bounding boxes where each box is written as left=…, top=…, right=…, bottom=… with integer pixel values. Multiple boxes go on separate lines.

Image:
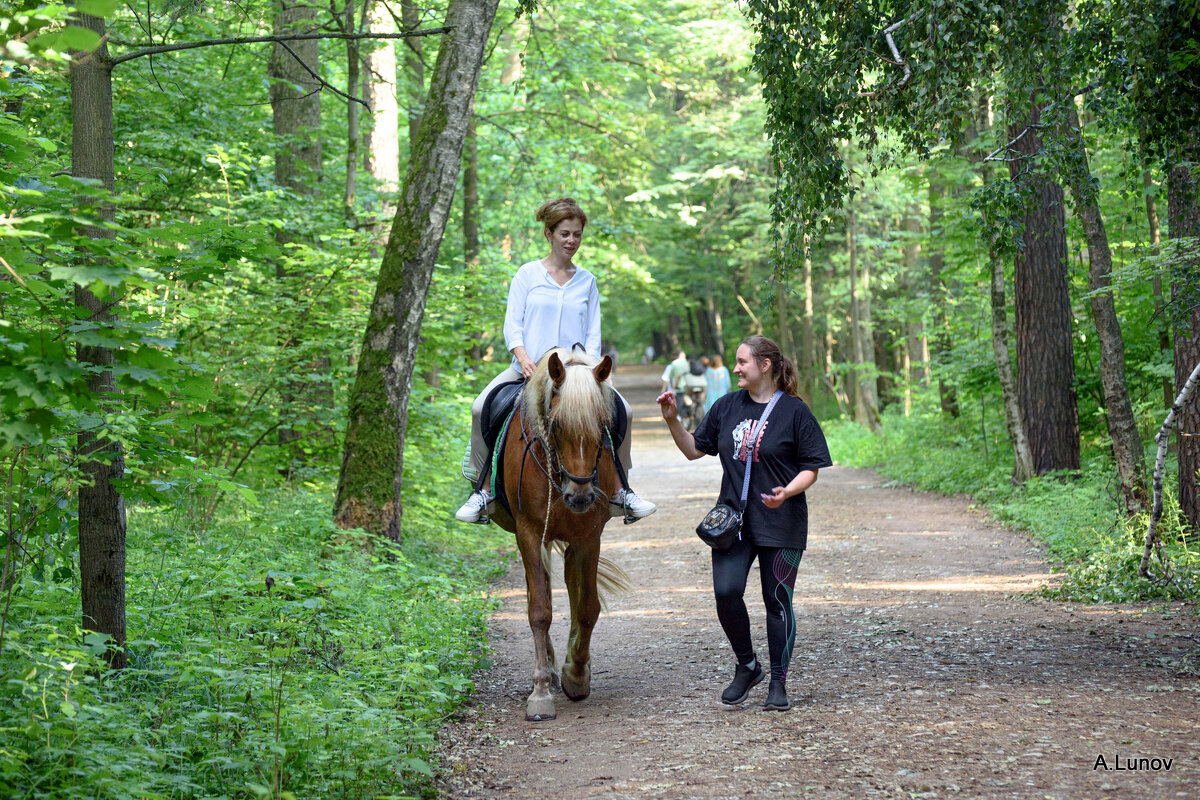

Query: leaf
left=61, top=26, right=102, bottom=52
left=76, top=0, right=122, bottom=16
left=84, top=631, right=111, bottom=655
left=402, top=757, right=433, bottom=776
left=59, top=701, right=77, bottom=718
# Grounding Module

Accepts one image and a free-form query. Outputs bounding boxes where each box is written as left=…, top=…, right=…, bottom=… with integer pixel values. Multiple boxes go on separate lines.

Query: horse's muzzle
left=560, top=483, right=601, bottom=513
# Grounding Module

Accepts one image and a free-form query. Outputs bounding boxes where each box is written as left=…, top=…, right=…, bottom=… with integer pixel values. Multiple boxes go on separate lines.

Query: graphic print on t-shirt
left=731, top=418, right=769, bottom=463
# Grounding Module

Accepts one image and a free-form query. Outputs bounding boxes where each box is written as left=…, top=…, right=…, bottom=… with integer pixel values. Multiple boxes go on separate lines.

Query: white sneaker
left=455, top=490, right=492, bottom=523
left=612, top=488, right=656, bottom=520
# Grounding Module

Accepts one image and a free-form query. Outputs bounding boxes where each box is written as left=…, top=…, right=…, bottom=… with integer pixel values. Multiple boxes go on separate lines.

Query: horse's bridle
left=546, top=419, right=605, bottom=490
left=519, top=360, right=609, bottom=499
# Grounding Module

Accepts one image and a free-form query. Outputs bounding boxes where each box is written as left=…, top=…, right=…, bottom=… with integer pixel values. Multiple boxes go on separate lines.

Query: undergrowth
left=1, top=476, right=511, bottom=800
left=825, top=405, right=1200, bottom=604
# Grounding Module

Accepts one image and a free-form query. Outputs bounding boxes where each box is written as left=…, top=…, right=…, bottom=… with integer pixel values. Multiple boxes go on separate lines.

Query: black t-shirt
left=692, top=390, right=833, bottom=550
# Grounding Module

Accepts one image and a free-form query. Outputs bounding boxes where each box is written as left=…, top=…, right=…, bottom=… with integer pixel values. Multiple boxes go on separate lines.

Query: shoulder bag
left=695, top=390, right=784, bottom=549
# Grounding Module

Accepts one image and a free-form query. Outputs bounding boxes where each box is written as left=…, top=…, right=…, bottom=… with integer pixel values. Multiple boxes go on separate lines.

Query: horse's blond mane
left=522, top=348, right=614, bottom=446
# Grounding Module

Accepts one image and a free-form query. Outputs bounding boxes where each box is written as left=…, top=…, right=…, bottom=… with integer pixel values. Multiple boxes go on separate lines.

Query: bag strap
left=737, top=390, right=783, bottom=511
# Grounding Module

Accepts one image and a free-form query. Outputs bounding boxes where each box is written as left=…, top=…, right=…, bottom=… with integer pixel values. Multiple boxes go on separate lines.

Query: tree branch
left=275, top=39, right=366, bottom=108
left=857, top=13, right=921, bottom=98
left=1140, top=359, right=1200, bottom=578
left=108, top=28, right=451, bottom=67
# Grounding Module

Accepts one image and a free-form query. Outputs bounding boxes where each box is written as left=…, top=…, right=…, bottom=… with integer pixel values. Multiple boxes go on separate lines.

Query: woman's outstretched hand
left=656, top=391, right=678, bottom=422
left=761, top=486, right=788, bottom=509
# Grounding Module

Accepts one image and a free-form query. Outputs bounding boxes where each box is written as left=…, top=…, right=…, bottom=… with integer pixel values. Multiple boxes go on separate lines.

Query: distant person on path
left=455, top=198, right=656, bottom=524
left=656, top=335, right=832, bottom=711
left=643, top=344, right=655, bottom=364
left=660, top=349, right=690, bottom=395
left=704, top=353, right=731, bottom=412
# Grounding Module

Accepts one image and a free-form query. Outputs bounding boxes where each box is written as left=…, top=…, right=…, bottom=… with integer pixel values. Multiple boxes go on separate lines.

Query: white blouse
left=503, top=259, right=602, bottom=367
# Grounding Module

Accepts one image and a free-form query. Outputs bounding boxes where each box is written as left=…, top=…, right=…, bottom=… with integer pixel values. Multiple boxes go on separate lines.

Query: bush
left=825, top=404, right=1200, bottom=602
left=0, top=483, right=511, bottom=800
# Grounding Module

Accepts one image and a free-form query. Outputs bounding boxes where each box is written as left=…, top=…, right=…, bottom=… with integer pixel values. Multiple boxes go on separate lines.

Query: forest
left=2, top=0, right=1198, bottom=797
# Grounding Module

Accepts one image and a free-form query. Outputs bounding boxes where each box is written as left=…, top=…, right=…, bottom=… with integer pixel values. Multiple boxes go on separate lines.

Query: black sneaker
left=764, top=679, right=790, bottom=711
left=720, top=659, right=764, bottom=705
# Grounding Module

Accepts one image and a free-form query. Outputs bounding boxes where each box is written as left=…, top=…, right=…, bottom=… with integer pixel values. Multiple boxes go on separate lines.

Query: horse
left=486, top=347, right=631, bottom=721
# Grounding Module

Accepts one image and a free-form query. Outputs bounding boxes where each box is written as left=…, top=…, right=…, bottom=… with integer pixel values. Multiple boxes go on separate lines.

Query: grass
left=824, top=402, right=1200, bottom=603
left=1, top=476, right=512, bottom=800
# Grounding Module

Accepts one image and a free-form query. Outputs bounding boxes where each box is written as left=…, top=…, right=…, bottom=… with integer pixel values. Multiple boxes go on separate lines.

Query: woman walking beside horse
left=457, top=198, right=655, bottom=523
left=658, top=335, right=831, bottom=711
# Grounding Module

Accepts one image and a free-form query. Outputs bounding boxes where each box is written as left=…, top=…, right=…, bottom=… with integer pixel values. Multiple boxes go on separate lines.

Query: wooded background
left=2, top=1, right=1198, bottom=796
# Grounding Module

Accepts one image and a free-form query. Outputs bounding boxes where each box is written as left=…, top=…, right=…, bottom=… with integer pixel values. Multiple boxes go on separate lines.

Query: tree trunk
left=402, top=0, right=425, bottom=156
left=990, top=249, right=1036, bottom=482
left=1146, top=170, right=1173, bottom=410
left=269, top=2, right=322, bottom=203
left=928, top=175, right=959, bottom=417
left=1008, top=103, right=1080, bottom=474
left=1168, top=158, right=1200, bottom=531
left=775, top=279, right=796, bottom=367
left=901, top=205, right=923, bottom=413
left=703, top=281, right=725, bottom=356
left=70, top=12, right=126, bottom=669
left=270, top=1, right=324, bottom=453
left=1063, top=108, right=1147, bottom=513
left=362, top=1, right=400, bottom=195
left=800, top=248, right=815, bottom=402
left=847, top=204, right=879, bottom=428
left=335, top=0, right=502, bottom=541
left=464, top=114, right=480, bottom=264
left=344, top=0, right=361, bottom=221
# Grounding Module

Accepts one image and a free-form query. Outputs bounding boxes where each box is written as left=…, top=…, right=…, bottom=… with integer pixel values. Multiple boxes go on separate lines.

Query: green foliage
left=0, top=485, right=510, bottom=799
left=826, top=397, right=1200, bottom=602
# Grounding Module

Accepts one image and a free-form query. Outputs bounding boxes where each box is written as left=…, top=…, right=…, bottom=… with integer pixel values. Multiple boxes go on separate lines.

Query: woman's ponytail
left=741, top=334, right=802, bottom=399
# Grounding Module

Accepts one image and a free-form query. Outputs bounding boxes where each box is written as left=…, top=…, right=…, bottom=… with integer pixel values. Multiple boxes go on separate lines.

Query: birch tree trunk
left=990, top=249, right=1035, bottom=483
left=70, top=11, right=126, bottom=669
left=402, top=0, right=425, bottom=155
left=1063, top=108, right=1148, bottom=513
left=335, top=0, right=502, bottom=540
left=362, top=1, right=400, bottom=196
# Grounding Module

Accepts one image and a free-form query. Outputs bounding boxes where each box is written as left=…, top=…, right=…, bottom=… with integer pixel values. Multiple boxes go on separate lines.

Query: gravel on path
left=437, top=365, right=1199, bottom=800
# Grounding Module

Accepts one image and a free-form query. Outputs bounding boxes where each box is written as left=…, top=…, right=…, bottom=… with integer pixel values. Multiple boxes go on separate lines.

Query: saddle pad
left=481, top=380, right=524, bottom=450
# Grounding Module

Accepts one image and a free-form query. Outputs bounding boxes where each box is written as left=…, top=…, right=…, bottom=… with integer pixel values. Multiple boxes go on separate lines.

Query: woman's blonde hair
left=536, top=197, right=588, bottom=232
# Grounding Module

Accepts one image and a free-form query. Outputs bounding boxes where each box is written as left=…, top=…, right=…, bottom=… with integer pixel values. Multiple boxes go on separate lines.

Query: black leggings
left=711, top=537, right=803, bottom=682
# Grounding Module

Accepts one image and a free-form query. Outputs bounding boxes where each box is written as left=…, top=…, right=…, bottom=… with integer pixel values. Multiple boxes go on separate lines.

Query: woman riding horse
left=490, top=347, right=632, bottom=720
left=457, top=198, right=655, bottom=523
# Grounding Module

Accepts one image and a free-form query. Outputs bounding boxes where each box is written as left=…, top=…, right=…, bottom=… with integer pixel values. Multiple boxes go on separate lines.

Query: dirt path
left=437, top=365, right=1199, bottom=800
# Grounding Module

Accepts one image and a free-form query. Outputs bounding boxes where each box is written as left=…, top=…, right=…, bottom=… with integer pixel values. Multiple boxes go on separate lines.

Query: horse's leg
left=560, top=539, right=601, bottom=702
left=516, top=523, right=557, bottom=721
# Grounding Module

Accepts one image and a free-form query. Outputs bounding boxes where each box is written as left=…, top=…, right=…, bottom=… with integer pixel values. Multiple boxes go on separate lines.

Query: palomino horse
left=487, top=348, right=631, bottom=721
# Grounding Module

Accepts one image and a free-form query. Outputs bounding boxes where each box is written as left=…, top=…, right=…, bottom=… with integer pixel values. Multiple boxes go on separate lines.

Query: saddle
left=475, top=378, right=629, bottom=518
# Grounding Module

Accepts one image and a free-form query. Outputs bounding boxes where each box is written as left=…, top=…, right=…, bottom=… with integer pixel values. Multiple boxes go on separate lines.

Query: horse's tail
left=596, top=555, right=633, bottom=600
left=539, top=540, right=632, bottom=610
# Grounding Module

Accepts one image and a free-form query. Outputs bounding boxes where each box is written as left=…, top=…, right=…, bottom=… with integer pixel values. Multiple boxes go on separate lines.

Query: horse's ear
left=593, top=354, right=612, bottom=384
left=548, top=352, right=566, bottom=386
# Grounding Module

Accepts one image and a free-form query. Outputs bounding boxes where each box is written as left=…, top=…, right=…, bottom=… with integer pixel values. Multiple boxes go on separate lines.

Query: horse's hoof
left=561, top=668, right=591, bottom=701
left=526, top=695, right=556, bottom=721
